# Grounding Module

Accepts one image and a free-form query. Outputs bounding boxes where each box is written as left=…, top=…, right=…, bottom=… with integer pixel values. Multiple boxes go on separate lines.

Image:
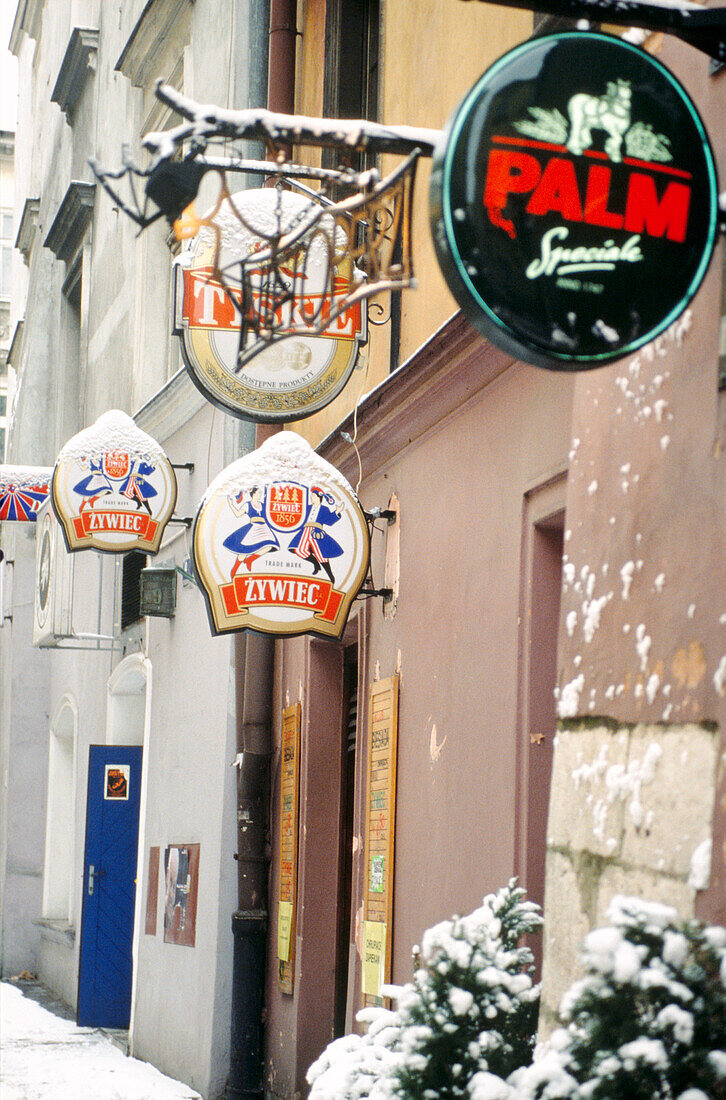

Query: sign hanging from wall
left=51, top=410, right=177, bottom=554
left=173, top=189, right=367, bottom=422
left=0, top=466, right=52, bottom=522
left=193, top=431, right=370, bottom=638
left=430, top=31, right=719, bottom=370
left=362, top=673, right=399, bottom=1005
left=277, top=702, right=301, bottom=994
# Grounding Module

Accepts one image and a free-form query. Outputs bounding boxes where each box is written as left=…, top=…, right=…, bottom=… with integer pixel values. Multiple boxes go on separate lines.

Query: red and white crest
left=103, top=450, right=131, bottom=480
left=266, top=483, right=306, bottom=533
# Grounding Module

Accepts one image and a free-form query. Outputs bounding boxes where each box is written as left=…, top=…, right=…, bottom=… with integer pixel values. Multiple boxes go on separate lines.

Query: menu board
left=362, top=674, right=399, bottom=1005
left=278, top=703, right=301, bottom=993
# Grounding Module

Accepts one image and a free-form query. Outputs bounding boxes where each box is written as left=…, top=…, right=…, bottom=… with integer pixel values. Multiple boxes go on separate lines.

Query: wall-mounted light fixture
left=139, top=565, right=178, bottom=618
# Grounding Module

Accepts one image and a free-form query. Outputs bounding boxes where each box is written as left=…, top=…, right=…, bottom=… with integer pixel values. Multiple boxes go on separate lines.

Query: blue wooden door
left=77, top=745, right=143, bottom=1028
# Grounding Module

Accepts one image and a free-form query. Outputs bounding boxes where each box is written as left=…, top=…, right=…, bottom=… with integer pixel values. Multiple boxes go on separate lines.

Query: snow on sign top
left=51, top=410, right=177, bottom=555
left=175, top=188, right=352, bottom=270
left=143, top=84, right=443, bottom=162
left=193, top=432, right=370, bottom=640
left=0, top=465, right=54, bottom=489
left=201, top=431, right=353, bottom=505
left=57, top=410, right=165, bottom=463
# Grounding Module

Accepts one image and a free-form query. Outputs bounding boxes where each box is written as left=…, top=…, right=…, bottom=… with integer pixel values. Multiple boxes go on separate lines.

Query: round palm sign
left=430, top=32, right=719, bottom=369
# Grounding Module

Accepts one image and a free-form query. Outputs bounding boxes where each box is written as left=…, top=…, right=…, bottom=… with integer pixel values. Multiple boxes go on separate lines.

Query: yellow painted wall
left=290, top=0, right=532, bottom=449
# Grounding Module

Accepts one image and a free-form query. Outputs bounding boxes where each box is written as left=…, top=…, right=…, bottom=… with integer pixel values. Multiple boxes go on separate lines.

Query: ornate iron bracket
left=88, top=84, right=425, bottom=368
left=89, top=82, right=440, bottom=230
left=459, top=0, right=726, bottom=64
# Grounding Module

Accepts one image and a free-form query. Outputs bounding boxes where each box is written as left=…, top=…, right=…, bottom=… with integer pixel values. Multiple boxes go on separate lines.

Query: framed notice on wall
left=278, top=703, right=301, bottom=993
left=362, top=674, right=399, bottom=1006
left=163, top=844, right=200, bottom=947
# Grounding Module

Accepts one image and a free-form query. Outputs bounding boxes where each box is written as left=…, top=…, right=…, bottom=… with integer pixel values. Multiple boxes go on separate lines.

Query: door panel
left=77, top=745, right=142, bottom=1028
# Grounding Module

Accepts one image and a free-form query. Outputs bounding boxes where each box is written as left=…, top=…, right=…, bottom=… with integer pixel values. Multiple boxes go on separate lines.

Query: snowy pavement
left=1, top=981, right=202, bottom=1099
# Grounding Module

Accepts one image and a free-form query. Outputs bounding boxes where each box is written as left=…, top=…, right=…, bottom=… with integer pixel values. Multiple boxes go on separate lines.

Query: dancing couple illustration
left=224, top=484, right=343, bottom=583
left=73, top=455, right=158, bottom=515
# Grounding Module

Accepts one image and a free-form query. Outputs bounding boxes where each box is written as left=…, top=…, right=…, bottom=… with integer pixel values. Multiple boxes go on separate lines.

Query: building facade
left=1, top=2, right=724, bottom=1100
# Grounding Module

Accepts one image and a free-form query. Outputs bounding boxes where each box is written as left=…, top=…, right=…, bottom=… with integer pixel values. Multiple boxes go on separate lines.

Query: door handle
left=87, top=865, right=106, bottom=896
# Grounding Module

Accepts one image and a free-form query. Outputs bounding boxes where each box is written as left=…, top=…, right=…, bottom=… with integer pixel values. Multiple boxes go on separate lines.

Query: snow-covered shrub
left=306, top=1002, right=402, bottom=1100
left=511, top=895, right=726, bottom=1100
left=387, top=879, right=541, bottom=1099
left=306, top=880, right=541, bottom=1100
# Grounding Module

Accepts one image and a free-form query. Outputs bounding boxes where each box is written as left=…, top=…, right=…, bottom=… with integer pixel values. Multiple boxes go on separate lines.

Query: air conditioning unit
left=32, top=503, right=75, bottom=647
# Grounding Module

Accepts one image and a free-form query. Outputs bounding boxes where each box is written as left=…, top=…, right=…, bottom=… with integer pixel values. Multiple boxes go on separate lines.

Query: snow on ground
left=1, top=982, right=201, bottom=1100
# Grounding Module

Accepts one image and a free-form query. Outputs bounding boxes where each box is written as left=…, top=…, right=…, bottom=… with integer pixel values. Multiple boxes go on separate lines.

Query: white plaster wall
left=6, top=0, right=272, bottom=1092
left=129, top=400, right=238, bottom=1100
left=0, top=524, right=50, bottom=977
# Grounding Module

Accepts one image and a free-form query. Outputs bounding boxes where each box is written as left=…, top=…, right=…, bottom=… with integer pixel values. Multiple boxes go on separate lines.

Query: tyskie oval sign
left=430, top=32, right=719, bottom=369
left=173, top=189, right=367, bottom=421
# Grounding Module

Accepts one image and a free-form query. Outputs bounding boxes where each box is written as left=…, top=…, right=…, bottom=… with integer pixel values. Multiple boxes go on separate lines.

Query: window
left=322, top=0, right=396, bottom=367
left=0, top=246, right=11, bottom=296
left=323, top=0, right=380, bottom=172
left=1, top=211, right=12, bottom=239
left=42, top=700, right=77, bottom=922
left=120, top=550, right=147, bottom=630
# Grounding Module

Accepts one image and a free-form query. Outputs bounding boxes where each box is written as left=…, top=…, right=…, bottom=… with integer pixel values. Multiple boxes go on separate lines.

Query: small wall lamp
left=139, top=565, right=178, bottom=618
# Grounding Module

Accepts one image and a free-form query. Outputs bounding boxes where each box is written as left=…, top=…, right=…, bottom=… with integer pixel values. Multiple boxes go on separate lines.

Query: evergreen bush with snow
left=388, top=880, right=541, bottom=1099
left=511, top=895, right=726, bottom=1100
left=304, top=1002, right=402, bottom=1100
left=306, top=879, right=542, bottom=1100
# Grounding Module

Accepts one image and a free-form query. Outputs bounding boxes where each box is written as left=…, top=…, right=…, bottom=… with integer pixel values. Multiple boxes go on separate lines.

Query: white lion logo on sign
left=566, top=79, right=632, bottom=162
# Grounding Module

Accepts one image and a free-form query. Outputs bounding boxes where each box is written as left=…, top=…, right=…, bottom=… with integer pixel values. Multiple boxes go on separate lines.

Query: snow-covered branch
left=143, top=83, right=443, bottom=164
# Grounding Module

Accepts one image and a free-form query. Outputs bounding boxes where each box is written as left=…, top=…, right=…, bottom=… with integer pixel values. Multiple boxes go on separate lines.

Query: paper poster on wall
left=104, top=765, right=129, bottom=800
left=278, top=703, right=301, bottom=993
left=362, top=921, right=387, bottom=998
left=277, top=900, right=293, bottom=963
left=163, top=844, right=200, bottom=947
left=362, top=674, right=399, bottom=1007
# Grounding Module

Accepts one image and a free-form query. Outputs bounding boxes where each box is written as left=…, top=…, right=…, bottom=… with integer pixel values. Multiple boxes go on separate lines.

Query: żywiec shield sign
left=51, top=410, right=177, bottom=554
left=430, top=32, right=719, bottom=369
left=173, top=189, right=367, bottom=422
left=193, top=432, right=370, bottom=638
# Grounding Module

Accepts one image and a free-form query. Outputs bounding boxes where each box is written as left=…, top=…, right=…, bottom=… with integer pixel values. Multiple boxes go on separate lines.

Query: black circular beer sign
left=430, top=32, right=719, bottom=369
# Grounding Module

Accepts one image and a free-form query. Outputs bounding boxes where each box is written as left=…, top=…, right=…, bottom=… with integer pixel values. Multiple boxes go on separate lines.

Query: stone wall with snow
left=541, top=31, right=726, bottom=1033
left=539, top=719, right=718, bottom=1033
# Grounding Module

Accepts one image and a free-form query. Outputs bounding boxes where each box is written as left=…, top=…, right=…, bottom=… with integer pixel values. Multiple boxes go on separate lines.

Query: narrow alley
left=1, top=980, right=201, bottom=1099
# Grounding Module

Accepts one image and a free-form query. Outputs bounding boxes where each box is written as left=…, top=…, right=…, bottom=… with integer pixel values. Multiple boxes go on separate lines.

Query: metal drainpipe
left=228, top=629, right=274, bottom=1100
left=227, top=2, right=297, bottom=1097
left=268, top=0, right=297, bottom=115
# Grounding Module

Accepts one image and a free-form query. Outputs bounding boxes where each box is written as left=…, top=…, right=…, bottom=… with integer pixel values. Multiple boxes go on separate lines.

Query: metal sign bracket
left=458, top=0, right=726, bottom=64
